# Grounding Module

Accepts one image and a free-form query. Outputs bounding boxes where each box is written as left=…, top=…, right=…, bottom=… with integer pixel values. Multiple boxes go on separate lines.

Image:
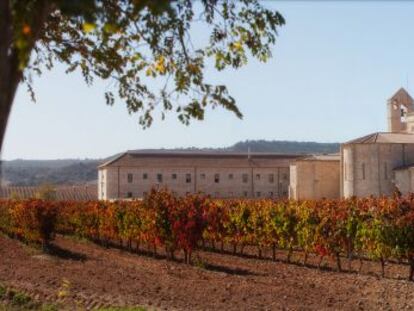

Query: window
left=157, top=173, right=163, bottom=183
left=228, top=173, right=234, bottom=180
left=269, top=191, right=274, bottom=197
left=256, top=191, right=261, bottom=197
left=186, top=173, right=192, bottom=183
left=401, top=106, right=408, bottom=121
left=143, top=173, right=148, bottom=180
left=283, top=173, right=288, bottom=180
left=242, top=174, right=248, bottom=183
left=243, top=191, right=248, bottom=197
left=127, top=192, right=133, bottom=198
left=255, top=174, right=261, bottom=180
left=172, top=173, right=177, bottom=180
left=362, top=163, right=366, bottom=180
left=384, top=163, right=388, bottom=180
left=200, top=173, right=206, bottom=180
left=127, top=173, right=133, bottom=183
left=268, top=174, right=274, bottom=183
left=214, top=174, right=220, bottom=183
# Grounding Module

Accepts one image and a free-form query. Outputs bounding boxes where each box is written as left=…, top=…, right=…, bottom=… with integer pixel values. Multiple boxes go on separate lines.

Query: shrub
left=10, top=199, right=58, bottom=249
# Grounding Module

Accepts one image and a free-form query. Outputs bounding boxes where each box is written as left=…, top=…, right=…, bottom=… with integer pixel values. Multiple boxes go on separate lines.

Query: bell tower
left=387, top=88, right=414, bottom=132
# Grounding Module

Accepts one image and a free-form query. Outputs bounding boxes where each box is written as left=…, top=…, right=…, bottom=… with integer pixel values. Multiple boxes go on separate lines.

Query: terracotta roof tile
left=344, top=132, right=414, bottom=145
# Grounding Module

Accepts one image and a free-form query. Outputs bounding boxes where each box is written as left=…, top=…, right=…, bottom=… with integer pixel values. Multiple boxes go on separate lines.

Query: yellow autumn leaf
left=83, top=22, right=96, bottom=33
left=154, top=56, right=166, bottom=74
left=230, top=41, right=243, bottom=52
left=146, top=67, right=155, bottom=77
left=103, top=23, right=117, bottom=34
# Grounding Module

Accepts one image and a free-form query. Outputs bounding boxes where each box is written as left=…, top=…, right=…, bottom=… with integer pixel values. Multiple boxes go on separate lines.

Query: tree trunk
left=358, top=258, right=363, bottom=274
left=287, top=246, right=293, bottom=263
left=336, top=252, right=342, bottom=272
left=188, top=250, right=192, bottom=265
left=318, top=255, right=324, bottom=269
left=41, top=239, right=50, bottom=253
left=347, top=252, right=353, bottom=272
left=184, top=249, right=188, bottom=264
left=409, top=258, right=414, bottom=282
left=0, top=1, right=14, bottom=152
left=0, top=0, right=52, bottom=156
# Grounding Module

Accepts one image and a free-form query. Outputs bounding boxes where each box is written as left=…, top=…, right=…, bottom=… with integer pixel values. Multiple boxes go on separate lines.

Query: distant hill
left=228, top=140, right=339, bottom=154
left=1, top=140, right=339, bottom=186
left=1, top=159, right=100, bottom=186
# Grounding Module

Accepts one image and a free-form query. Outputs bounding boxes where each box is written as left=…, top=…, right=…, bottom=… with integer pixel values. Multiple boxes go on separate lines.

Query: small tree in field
left=11, top=199, right=58, bottom=251
left=0, top=0, right=285, bottom=152
left=35, top=183, right=57, bottom=201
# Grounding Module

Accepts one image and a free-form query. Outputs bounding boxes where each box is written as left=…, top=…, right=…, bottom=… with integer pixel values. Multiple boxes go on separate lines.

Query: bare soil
left=1, top=235, right=414, bottom=310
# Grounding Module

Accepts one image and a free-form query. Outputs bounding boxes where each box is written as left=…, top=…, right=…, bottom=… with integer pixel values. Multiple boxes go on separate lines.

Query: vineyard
left=1, top=189, right=414, bottom=281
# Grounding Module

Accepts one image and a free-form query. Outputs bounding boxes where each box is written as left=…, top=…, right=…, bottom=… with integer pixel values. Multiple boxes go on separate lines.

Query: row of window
left=127, top=172, right=288, bottom=184
left=126, top=190, right=287, bottom=199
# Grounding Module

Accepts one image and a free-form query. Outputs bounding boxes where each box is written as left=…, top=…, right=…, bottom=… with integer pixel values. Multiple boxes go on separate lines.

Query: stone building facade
left=288, top=88, right=414, bottom=199
left=387, top=88, right=414, bottom=133
left=341, top=88, right=414, bottom=198
left=98, top=151, right=301, bottom=200
left=98, top=88, right=414, bottom=200
left=341, top=133, right=414, bottom=197
left=289, top=154, right=340, bottom=200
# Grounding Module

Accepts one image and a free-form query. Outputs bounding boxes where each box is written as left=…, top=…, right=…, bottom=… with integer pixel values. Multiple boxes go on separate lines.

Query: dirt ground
left=1, top=235, right=414, bottom=310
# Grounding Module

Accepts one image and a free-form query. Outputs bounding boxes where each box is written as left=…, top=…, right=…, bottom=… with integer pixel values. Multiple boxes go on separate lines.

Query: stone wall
left=99, top=154, right=295, bottom=200
left=394, top=168, right=411, bottom=195
left=342, top=143, right=414, bottom=197
left=290, top=159, right=340, bottom=200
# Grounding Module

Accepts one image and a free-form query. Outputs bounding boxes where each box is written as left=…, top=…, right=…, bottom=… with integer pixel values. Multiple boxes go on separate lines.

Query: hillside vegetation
left=229, top=140, right=339, bottom=154
left=1, top=160, right=99, bottom=186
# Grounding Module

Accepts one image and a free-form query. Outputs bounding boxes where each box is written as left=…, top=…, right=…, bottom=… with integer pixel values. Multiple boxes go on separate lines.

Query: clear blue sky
left=3, top=1, right=414, bottom=160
